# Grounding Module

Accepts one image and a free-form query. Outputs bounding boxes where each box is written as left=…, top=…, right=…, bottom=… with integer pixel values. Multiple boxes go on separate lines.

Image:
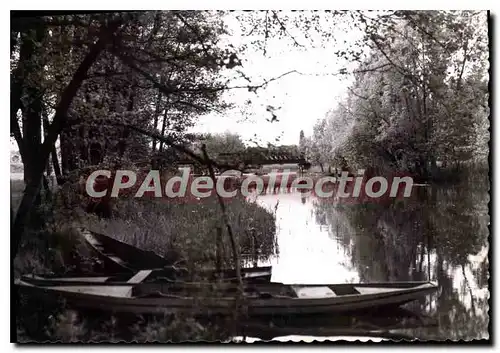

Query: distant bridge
left=175, top=150, right=310, bottom=171
left=217, top=152, right=308, bottom=166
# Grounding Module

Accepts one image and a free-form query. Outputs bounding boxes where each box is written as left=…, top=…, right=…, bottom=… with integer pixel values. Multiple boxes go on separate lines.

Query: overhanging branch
left=111, top=46, right=300, bottom=96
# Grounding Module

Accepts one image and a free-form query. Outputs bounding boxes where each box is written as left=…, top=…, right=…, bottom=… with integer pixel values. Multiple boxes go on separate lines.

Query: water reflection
left=256, top=191, right=360, bottom=284
left=254, top=171, right=489, bottom=340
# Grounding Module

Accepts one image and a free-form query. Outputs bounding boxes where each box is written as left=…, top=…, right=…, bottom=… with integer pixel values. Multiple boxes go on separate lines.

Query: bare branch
left=403, top=13, right=451, bottom=52
left=271, top=11, right=304, bottom=48
left=347, top=86, right=370, bottom=101
left=174, top=12, right=213, bottom=59
left=369, top=34, right=423, bottom=88
left=84, top=71, right=127, bottom=79
left=353, top=63, right=393, bottom=74
left=457, top=39, right=469, bottom=91
left=111, top=46, right=301, bottom=95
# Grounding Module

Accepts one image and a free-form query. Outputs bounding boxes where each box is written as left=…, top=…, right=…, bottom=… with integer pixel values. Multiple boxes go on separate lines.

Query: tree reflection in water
left=312, top=169, right=489, bottom=340
left=254, top=169, right=488, bottom=340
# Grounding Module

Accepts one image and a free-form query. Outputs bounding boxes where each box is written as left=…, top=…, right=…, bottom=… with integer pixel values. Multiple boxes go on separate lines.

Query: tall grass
left=82, top=195, right=277, bottom=272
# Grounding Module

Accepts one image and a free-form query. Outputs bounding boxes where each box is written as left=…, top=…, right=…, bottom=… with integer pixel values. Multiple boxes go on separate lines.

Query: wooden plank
left=50, top=285, right=133, bottom=297
left=243, top=271, right=271, bottom=278
left=292, top=286, right=336, bottom=298
left=44, top=277, right=111, bottom=283
left=107, top=255, right=127, bottom=266
left=127, top=270, right=153, bottom=284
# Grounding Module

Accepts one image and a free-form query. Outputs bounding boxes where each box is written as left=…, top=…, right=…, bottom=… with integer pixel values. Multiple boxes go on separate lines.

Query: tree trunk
left=21, top=26, right=46, bottom=214
left=151, top=90, right=163, bottom=152
left=118, top=85, right=136, bottom=159
left=17, top=26, right=45, bottom=185
left=11, top=30, right=37, bottom=165
left=42, top=113, right=53, bottom=176
left=12, top=21, right=122, bottom=256
left=158, top=98, right=170, bottom=153
left=59, top=131, right=70, bottom=175
left=51, top=148, right=64, bottom=185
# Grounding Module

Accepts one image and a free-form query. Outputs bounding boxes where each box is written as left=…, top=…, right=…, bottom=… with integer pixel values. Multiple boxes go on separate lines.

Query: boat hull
left=79, top=228, right=177, bottom=272
left=16, top=281, right=437, bottom=317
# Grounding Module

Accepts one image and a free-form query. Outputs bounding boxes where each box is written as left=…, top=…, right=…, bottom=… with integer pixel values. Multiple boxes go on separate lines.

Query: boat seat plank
left=127, top=270, right=153, bottom=284
left=292, top=286, right=336, bottom=298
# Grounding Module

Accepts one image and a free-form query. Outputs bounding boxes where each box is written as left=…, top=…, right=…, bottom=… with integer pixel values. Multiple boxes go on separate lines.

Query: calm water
left=251, top=171, right=490, bottom=341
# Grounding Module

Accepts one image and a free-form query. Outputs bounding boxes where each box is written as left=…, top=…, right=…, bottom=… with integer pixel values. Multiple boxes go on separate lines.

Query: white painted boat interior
left=52, top=285, right=133, bottom=297
left=292, top=286, right=336, bottom=298
left=127, top=270, right=153, bottom=284
left=243, top=271, right=269, bottom=278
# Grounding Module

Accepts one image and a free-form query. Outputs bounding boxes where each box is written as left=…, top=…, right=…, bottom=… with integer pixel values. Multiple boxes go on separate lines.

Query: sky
left=189, top=12, right=364, bottom=146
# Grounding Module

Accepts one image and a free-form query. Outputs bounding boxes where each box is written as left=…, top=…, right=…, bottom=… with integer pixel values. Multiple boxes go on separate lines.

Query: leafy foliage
left=192, top=132, right=246, bottom=157
left=304, top=11, right=488, bottom=178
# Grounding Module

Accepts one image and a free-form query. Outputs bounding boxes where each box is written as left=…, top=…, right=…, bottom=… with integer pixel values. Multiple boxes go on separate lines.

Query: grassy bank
left=13, top=180, right=277, bottom=342
left=84, top=195, right=278, bottom=272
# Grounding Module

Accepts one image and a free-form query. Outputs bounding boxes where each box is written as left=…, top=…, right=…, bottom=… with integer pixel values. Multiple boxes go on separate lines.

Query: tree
left=298, top=130, right=306, bottom=156
left=11, top=14, right=126, bottom=250
left=195, top=132, right=246, bottom=157
left=10, top=11, right=243, bottom=252
left=307, top=11, right=488, bottom=178
left=303, top=137, right=321, bottom=172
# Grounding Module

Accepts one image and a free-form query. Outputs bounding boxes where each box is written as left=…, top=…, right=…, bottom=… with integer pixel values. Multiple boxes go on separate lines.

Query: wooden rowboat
left=78, top=228, right=179, bottom=272
left=20, top=266, right=273, bottom=286
left=16, top=278, right=438, bottom=317
left=79, top=228, right=270, bottom=279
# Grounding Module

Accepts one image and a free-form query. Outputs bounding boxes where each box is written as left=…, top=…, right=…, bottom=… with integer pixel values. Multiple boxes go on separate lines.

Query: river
left=248, top=170, right=489, bottom=341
